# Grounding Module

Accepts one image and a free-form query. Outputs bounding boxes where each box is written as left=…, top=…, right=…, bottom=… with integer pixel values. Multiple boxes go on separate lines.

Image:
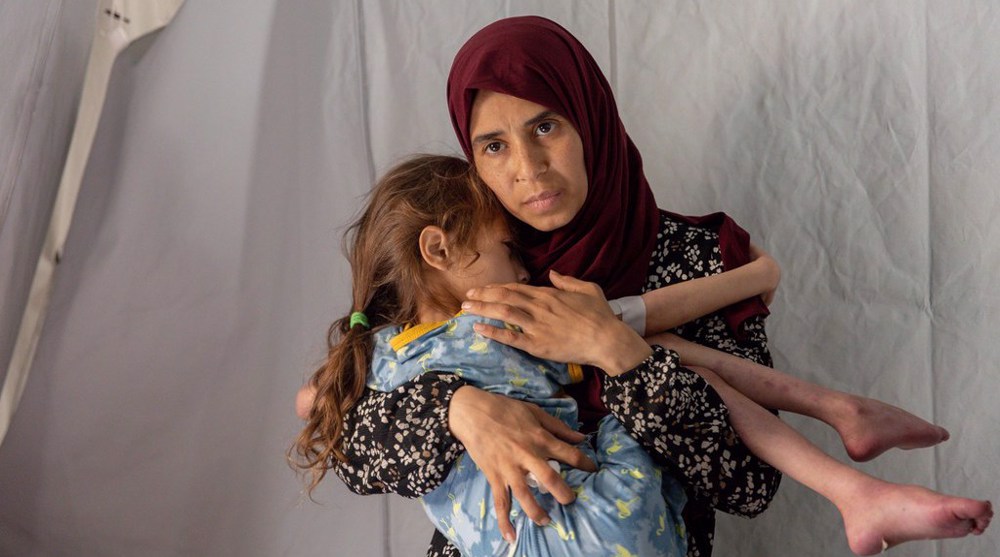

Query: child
left=294, top=154, right=688, bottom=557
left=293, top=154, right=992, bottom=556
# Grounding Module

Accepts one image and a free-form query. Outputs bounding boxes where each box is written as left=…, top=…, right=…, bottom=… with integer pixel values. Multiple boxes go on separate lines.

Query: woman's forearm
left=602, top=345, right=782, bottom=517
left=333, top=372, right=467, bottom=498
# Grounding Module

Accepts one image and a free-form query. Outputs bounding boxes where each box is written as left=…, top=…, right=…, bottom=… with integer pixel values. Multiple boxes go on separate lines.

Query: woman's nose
left=513, top=143, right=547, bottom=183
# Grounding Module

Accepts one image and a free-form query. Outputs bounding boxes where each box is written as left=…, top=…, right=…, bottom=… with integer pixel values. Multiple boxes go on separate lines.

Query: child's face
left=449, top=219, right=529, bottom=294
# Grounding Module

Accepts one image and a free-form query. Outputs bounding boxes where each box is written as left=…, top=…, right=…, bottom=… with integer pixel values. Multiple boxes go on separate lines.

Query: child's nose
left=517, top=266, right=529, bottom=284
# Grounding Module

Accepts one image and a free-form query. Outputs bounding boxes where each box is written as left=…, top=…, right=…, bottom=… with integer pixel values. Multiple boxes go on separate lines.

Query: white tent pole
left=0, top=0, right=186, bottom=446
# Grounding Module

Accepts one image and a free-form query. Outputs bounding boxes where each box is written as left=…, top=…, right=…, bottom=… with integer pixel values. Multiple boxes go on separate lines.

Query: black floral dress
left=334, top=212, right=781, bottom=557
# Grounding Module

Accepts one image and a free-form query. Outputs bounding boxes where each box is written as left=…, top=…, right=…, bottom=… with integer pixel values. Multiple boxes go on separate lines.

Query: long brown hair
left=290, top=154, right=502, bottom=495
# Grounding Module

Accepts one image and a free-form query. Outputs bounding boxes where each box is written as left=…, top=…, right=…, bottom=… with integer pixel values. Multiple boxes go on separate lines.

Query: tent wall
left=1, top=1, right=997, bottom=556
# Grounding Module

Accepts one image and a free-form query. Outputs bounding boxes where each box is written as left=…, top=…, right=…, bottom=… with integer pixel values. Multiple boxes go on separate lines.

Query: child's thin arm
left=647, top=331, right=949, bottom=463
left=641, top=243, right=780, bottom=334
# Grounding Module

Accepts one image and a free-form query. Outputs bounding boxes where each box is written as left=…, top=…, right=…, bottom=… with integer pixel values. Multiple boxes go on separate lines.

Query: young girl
left=293, top=154, right=991, bottom=556
left=293, top=154, right=688, bottom=557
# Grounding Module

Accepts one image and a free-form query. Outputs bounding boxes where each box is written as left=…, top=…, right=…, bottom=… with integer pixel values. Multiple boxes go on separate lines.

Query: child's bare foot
left=840, top=480, right=992, bottom=556
left=834, top=396, right=949, bottom=462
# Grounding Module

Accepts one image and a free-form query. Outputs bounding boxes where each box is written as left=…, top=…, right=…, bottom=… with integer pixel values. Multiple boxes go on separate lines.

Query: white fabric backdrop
left=1, top=1, right=997, bottom=556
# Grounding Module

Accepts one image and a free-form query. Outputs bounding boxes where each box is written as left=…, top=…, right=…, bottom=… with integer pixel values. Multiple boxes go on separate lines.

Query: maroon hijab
left=448, top=16, right=768, bottom=422
left=448, top=15, right=768, bottom=333
left=447, top=16, right=660, bottom=299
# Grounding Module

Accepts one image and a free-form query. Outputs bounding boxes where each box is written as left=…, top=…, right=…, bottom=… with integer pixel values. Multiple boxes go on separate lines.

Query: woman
left=332, top=17, right=781, bottom=557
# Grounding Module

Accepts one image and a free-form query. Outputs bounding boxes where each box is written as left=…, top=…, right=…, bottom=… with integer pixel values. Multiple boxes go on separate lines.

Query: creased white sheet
left=1, top=1, right=997, bottom=556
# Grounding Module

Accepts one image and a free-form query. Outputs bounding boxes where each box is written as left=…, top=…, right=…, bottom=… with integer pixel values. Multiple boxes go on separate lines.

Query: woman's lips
left=523, top=190, right=561, bottom=212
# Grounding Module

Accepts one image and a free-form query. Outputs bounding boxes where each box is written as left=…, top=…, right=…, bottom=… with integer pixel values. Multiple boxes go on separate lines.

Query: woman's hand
left=462, top=270, right=652, bottom=375
left=449, top=385, right=597, bottom=543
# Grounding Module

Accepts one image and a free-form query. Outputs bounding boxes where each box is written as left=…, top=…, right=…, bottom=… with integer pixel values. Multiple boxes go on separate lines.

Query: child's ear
left=419, top=226, right=452, bottom=271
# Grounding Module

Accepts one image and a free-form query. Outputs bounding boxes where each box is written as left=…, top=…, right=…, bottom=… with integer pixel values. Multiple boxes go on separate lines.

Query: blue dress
left=368, top=314, right=687, bottom=557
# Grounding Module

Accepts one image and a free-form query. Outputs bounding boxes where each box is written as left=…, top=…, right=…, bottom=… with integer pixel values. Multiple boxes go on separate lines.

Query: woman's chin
left=519, top=211, right=574, bottom=232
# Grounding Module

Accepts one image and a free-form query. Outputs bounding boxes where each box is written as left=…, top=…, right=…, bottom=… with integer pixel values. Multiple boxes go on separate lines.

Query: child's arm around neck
left=640, top=243, right=780, bottom=335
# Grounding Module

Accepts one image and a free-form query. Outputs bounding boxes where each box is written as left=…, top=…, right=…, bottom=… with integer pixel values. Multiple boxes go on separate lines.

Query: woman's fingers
left=467, top=280, right=603, bottom=318
left=510, top=478, right=551, bottom=526
left=532, top=405, right=587, bottom=444
left=462, top=299, right=534, bottom=331
left=548, top=269, right=605, bottom=299
left=530, top=406, right=597, bottom=472
left=527, top=458, right=576, bottom=506
left=472, top=320, right=531, bottom=352
left=487, top=473, right=516, bottom=543
left=548, top=438, right=597, bottom=474
left=463, top=279, right=611, bottom=365
left=465, top=283, right=541, bottom=310
left=526, top=407, right=595, bottom=502
left=449, top=390, right=574, bottom=538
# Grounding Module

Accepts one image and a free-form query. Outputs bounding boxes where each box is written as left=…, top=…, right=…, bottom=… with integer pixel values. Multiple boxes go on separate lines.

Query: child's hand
left=749, top=242, right=780, bottom=306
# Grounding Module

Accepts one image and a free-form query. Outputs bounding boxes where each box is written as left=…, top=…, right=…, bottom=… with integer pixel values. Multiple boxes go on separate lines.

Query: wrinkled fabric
left=369, top=314, right=687, bottom=557
left=2, top=3, right=999, bottom=557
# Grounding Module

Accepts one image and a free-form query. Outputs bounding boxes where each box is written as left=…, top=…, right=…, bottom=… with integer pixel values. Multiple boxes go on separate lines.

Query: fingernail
left=461, top=301, right=472, bottom=310
left=538, top=517, right=550, bottom=526
left=503, top=532, right=515, bottom=543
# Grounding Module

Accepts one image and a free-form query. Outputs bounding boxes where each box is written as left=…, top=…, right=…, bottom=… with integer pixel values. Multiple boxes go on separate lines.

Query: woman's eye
left=536, top=121, right=555, bottom=135
left=484, top=141, right=503, bottom=154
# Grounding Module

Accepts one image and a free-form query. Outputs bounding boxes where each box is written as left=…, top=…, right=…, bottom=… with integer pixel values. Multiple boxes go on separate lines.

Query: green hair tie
left=349, top=311, right=370, bottom=330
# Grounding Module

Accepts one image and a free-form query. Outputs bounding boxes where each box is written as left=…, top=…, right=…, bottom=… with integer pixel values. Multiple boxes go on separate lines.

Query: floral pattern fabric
left=334, top=211, right=781, bottom=557
left=368, top=314, right=688, bottom=557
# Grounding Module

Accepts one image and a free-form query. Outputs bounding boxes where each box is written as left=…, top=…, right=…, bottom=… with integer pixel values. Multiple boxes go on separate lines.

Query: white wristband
left=608, top=295, right=646, bottom=336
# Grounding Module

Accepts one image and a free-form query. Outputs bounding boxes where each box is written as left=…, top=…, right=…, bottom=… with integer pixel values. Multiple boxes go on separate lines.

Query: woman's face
left=468, top=90, right=588, bottom=232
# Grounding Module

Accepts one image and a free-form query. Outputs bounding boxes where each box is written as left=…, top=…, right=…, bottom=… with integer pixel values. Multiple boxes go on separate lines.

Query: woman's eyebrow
left=471, top=130, right=502, bottom=145
left=523, top=110, right=558, bottom=128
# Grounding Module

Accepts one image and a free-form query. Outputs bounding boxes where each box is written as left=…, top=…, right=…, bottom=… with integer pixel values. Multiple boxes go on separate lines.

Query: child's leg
left=648, top=332, right=949, bottom=461
left=689, top=365, right=992, bottom=556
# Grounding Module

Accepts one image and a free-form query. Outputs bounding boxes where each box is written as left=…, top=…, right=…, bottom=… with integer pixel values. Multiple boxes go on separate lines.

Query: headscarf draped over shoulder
left=447, top=15, right=659, bottom=299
